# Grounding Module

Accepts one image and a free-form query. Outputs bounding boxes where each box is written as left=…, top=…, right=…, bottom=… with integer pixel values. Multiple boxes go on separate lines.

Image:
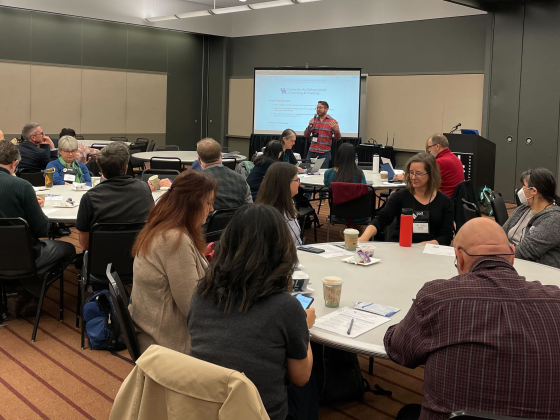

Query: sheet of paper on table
left=313, top=307, right=391, bottom=338
left=423, top=243, right=456, bottom=257
left=354, top=302, right=400, bottom=317
left=42, top=208, right=59, bottom=215
left=45, top=195, right=63, bottom=201
left=309, top=244, right=354, bottom=259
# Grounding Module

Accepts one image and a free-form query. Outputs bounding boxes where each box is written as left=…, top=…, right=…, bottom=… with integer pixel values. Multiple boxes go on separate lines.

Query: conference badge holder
left=412, top=210, right=430, bottom=234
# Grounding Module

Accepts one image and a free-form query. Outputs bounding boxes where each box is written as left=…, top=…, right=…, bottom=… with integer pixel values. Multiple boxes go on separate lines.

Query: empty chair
left=18, top=170, right=45, bottom=187
left=106, top=263, right=140, bottom=362
left=146, top=140, right=157, bottom=152
left=134, top=138, right=150, bottom=152
left=149, top=157, right=182, bottom=172
left=462, top=198, right=481, bottom=226
left=490, top=192, right=509, bottom=226
left=222, top=157, right=236, bottom=170
left=204, top=208, right=239, bottom=243
left=75, top=135, right=84, bottom=140
left=128, top=144, right=145, bottom=174
left=327, top=183, right=373, bottom=242
left=155, top=145, right=180, bottom=151
left=90, top=143, right=108, bottom=151
left=141, top=169, right=180, bottom=182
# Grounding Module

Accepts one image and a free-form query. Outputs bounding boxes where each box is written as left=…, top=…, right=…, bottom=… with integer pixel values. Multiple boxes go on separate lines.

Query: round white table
left=131, top=151, right=247, bottom=164
left=299, top=170, right=406, bottom=189
left=39, top=184, right=163, bottom=223
left=299, top=242, right=560, bottom=358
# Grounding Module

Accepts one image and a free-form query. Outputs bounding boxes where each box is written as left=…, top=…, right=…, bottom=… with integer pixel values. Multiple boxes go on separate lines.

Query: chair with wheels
left=149, top=157, right=182, bottom=172
left=18, top=170, right=45, bottom=187
left=490, top=192, right=509, bottom=226
left=327, top=183, right=373, bottom=242
left=222, top=158, right=236, bottom=170
left=77, top=222, right=144, bottom=349
left=155, top=145, right=180, bottom=151
left=204, top=208, right=240, bottom=243
left=0, top=218, right=65, bottom=341
left=141, top=169, right=180, bottom=182
left=106, top=263, right=141, bottom=362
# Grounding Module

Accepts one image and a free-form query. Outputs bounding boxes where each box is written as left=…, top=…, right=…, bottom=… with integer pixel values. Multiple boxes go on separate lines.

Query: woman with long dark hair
left=323, top=142, right=366, bottom=186
left=247, top=140, right=284, bottom=200
left=256, top=162, right=302, bottom=245
left=189, top=205, right=316, bottom=420
left=129, top=170, right=218, bottom=354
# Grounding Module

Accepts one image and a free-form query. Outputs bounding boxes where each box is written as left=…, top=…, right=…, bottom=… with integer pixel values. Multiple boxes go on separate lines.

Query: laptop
left=299, top=158, right=325, bottom=174
left=381, top=163, right=402, bottom=183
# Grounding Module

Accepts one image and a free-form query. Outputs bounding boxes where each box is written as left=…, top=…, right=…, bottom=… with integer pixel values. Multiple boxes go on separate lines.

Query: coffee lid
left=149, top=175, right=159, bottom=181
left=322, top=276, right=343, bottom=285
left=344, top=228, right=359, bottom=234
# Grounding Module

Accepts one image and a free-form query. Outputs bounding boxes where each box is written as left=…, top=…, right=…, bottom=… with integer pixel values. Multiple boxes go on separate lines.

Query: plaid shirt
left=385, top=257, right=560, bottom=420
left=304, top=114, right=341, bottom=153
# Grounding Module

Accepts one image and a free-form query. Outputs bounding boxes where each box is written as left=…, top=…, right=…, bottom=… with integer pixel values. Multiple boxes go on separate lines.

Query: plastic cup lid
left=322, top=276, right=343, bottom=285
left=344, top=229, right=359, bottom=235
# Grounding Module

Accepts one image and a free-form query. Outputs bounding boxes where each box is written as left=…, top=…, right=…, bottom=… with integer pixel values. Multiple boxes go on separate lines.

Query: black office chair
left=128, top=145, right=145, bottom=175
left=0, top=218, right=65, bottom=341
left=297, top=207, right=319, bottom=243
left=106, top=263, right=140, bottom=362
left=18, top=171, right=45, bottom=187
left=204, top=208, right=240, bottom=243
left=141, top=169, right=180, bottom=182
left=515, top=187, right=522, bottom=206
left=90, top=143, right=108, bottom=151
left=327, top=185, right=373, bottom=242
left=147, top=140, right=157, bottom=152
left=155, top=145, right=180, bottom=151
left=222, top=158, right=236, bottom=170
left=449, top=410, right=542, bottom=420
left=490, top=192, right=509, bottom=226
left=75, top=135, right=85, bottom=140
left=149, top=157, right=182, bottom=172
left=462, top=198, right=481, bottom=225
left=110, top=137, right=128, bottom=142
left=135, top=138, right=150, bottom=151
left=77, top=222, right=144, bottom=349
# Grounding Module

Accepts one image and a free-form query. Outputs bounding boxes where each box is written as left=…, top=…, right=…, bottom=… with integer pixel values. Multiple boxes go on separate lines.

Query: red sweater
left=436, top=148, right=464, bottom=198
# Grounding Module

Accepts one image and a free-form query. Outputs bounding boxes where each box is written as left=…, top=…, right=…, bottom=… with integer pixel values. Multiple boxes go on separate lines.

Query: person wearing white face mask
left=502, top=168, right=560, bottom=269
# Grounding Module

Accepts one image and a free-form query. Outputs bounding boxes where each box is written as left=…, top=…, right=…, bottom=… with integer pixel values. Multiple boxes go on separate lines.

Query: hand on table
left=305, top=308, right=316, bottom=329
left=419, top=240, right=439, bottom=245
left=297, top=167, right=304, bottom=173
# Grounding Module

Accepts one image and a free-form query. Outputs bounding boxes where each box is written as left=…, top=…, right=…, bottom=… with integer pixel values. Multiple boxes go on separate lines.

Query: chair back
left=134, top=138, right=150, bottom=153
left=452, top=179, right=478, bottom=232
left=141, top=169, right=180, bottom=182
left=491, top=192, right=509, bottom=226
left=462, top=198, right=480, bottom=225
left=155, top=145, right=180, bottom=151
left=514, top=188, right=522, bottom=206
left=205, top=208, right=240, bottom=243
left=0, top=218, right=38, bottom=279
left=147, top=140, right=157, bottom=152
left=449, top=410, right=544, bottom=420
left=222, top=158, right=236, bottom=170
left=87, top=223, right=144, bottom=280
left=128, top=145, right=144, bottom=168
left=18, top=171, right=45, bottom=187
left=106, top=263, right=140, bottom=362
left=149, top=157, right=182, bottom=172
left=75, top=135, right=85, bottom=140
left=90, top=143, right=108, bottom=151
left=329, top=185, right=373, bottom=219
left=110, top=137, right=128, bottom=142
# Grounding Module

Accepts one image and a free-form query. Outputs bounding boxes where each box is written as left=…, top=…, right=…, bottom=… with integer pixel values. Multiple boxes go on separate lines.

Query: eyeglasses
left=316, top=106, right=326, bottom=110
left=35, top=132, right=44, bottom=137
left=61, top=149, right=77, bottom=154
left=291, top=178, right=301, bottom=183
left=426, top=144, right=436, bottom=149
left=407, top=171, right=428, bottom=178
left=454, top=246, right=515, bottom=268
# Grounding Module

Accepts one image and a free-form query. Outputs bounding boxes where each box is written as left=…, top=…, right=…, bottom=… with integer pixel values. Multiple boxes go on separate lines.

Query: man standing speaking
left=304, top=101, right=341, bottom=168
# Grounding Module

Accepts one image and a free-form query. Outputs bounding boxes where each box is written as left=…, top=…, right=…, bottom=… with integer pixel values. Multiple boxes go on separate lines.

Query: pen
left=347, top=317, right=354, bottom=335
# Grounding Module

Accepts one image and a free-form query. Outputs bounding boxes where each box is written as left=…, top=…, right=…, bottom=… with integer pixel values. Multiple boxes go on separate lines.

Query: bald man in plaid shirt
left=303, top=101, right=341, bottom=169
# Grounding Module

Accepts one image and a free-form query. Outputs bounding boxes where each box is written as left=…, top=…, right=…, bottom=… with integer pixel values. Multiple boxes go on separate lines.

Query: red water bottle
left=399, top=208, right=413, bottom=247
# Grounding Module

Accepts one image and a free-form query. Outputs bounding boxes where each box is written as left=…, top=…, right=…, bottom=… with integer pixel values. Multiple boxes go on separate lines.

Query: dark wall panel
left=208, top=36, right=227, bottom=143
left=0, top=8, right=32, bottom=62
left=487, top=6, right=524, bottom=200
left=229, top=15, right=487, bottom=77
left=127, top=26, right=168, bottom=73
left=166, top=31, right=204, bottom=149
left=82, top=19, right=127, bottom=69
left=30, top=12, right=82, bottom=66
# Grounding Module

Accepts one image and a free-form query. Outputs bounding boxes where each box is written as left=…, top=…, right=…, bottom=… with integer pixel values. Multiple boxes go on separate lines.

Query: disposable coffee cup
left=343, top=228, right=359, bottom=251
left=149, top=175, right=161, bottom=190
left=380, top=171, right=388, bottom=180
left=322, top=276, right=344, bottom=308
left=91, top=177, right=101, bottom=187
left=37, top=191, right=46, bottom=207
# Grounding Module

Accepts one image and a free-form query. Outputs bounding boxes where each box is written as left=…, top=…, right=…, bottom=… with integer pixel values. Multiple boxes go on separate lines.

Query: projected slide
left=253, top=69, right=361, bottom=137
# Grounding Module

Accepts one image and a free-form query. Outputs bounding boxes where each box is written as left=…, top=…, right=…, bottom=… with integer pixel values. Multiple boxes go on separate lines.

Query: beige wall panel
left=228, top=78, right=253, bottom=136
left=30, top=65, right=82, bottom=135
left=366, top=76, right=403, bottom=146
left=125, top=73, right=167, bottom=134
left=442, top=74, right=484, bottom=135
left=81, top=69, right=126, bottom=134
left=0, top=62, right=31, bottom=135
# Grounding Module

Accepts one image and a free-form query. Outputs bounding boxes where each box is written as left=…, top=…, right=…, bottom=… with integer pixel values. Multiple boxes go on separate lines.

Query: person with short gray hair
left=0, top=140, right=76, bottom=312
left=16, top=122, right=56, bottom=172
left=196, top=137, right=253, bottom=211
left=76, top=141, right=153, bottom=252
left=45, top=135, right=92, bottom=186
left=425, top=133, right=464, bottom=198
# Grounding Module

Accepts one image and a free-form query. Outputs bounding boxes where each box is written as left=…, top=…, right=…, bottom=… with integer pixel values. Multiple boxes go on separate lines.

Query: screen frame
left=252, top=67, right=363, bottom=138
left=295, top=293, right=314, bottom=309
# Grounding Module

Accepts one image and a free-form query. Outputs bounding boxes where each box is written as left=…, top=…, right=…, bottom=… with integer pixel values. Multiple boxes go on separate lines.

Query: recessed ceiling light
left=250, top=0, right=295, bottom=10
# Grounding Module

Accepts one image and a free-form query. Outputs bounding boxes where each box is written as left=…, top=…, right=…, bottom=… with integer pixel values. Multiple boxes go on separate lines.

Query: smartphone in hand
left=295, top=293, right=314, bottom=309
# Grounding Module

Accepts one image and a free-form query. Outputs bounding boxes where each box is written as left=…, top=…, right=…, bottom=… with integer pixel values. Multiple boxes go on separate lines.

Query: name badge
left=311, top=134, right=318, bottom=143
left=412, top=210, right=430, bottom=234
left=63, top=168, right=77, bottom=182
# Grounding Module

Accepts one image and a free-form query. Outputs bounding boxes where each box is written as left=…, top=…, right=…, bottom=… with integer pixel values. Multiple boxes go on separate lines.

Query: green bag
left=480, top=186, right=495, bottom=216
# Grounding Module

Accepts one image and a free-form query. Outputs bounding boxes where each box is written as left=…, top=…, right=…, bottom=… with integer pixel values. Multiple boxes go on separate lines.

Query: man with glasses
left=16, top=122, right=56, bottom=172
left=385, top=217, right=560, bottom=420
left=426, top=133, right=464, bottom=198
left=303, top=101, right=341, bottom=169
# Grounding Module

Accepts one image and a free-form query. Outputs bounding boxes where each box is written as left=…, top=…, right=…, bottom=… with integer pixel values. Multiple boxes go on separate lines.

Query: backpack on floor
left=83, top=290, right=126, bottom=351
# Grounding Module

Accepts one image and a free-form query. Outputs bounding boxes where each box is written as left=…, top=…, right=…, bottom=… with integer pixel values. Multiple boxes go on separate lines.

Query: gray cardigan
left=502, top=204, right=560, bottom=270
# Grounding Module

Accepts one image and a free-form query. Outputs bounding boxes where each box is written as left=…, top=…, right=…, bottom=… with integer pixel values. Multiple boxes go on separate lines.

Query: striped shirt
left=303, top=114, right=341, bottom=153
left=384, top=257, right=560, bottom=420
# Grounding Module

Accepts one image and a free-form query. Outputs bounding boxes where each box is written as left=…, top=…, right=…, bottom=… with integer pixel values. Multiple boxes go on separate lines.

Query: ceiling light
left=250, top=0, right=295, bottom=9
left=175, top=9, right=212, bottom=18
left=212, top=5, right=251, bottom=14
left=145, top=15, right=178, bottom=22
left=295, top=0, right=322, bottom=3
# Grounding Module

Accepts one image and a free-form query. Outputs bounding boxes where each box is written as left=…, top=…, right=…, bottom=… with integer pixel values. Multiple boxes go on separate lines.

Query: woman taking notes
left=129, top=171, right=218, bottom=354
left=359, top=152, right=454, bottom=245
left=256, top=162, right=302, bottom=246
left=189, top=205, right=316, bottom=420
left=46, top=135, right=91, bottom=186
left=502, top=168, right=560, bottom=269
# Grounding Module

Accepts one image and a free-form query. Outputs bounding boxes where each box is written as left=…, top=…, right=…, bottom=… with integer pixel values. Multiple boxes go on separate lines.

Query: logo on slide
left=280, top=88, right=287, bottom=94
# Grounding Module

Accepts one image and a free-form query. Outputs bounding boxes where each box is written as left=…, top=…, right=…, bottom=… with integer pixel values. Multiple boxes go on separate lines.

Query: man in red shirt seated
left=426, top=133, right=464, bottom=198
